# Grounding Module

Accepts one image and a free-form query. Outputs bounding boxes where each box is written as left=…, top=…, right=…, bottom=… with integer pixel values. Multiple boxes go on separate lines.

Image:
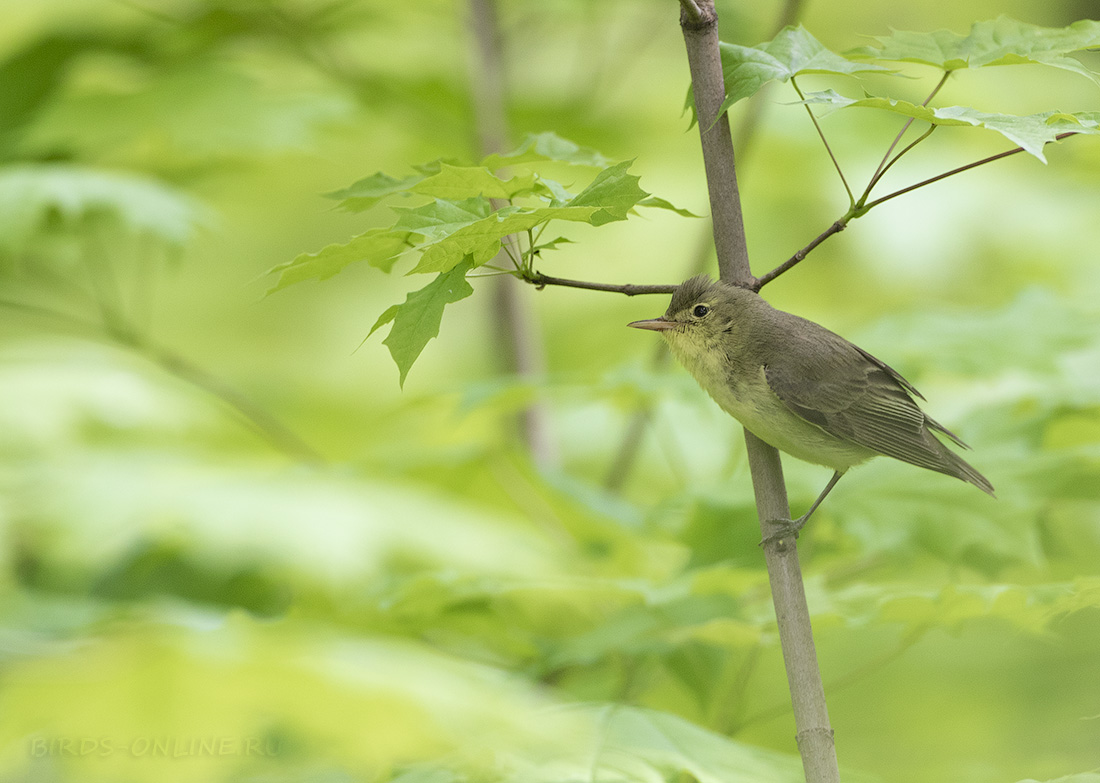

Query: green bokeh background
left=0, top=1, right=1098, bottom=782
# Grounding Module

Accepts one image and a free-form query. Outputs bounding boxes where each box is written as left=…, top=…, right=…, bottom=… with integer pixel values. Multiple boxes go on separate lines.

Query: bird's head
left=628, top=275, right=750, bottom=356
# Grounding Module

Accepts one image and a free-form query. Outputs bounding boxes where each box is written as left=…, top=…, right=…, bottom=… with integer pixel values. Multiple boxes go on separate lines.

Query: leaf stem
left=759, top=131, right=1081, bottom=287
left=862, top=125, right=936, bottom=200
left=792, top=76, right=854, bottom=207
left=863, top=132, right=1079, bottom=210
left=865, top=70, right=950, bottom=194
left=530, top=222, right=549, bottom=255
left=525, top=228, right=536, bottom=270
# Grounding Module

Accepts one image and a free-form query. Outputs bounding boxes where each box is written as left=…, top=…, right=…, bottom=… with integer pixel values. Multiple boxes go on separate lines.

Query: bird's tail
left=940, top=448, right=996, bottom=497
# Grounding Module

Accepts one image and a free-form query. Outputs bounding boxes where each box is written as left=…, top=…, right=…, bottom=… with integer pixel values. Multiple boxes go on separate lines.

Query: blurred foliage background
left=0, top=1, right=1098, bottom=782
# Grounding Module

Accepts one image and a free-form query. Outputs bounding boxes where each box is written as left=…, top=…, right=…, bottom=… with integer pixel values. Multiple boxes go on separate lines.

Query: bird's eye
left=692, top=304, right=710, bottom=318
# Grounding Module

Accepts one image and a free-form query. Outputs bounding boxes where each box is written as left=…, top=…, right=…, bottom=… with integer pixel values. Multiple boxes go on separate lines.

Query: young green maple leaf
left=717, top=25, right=891, bottom=115
left=382, top=258, right=474, bottom=386
left=850, top=16, right=1100, bottom=84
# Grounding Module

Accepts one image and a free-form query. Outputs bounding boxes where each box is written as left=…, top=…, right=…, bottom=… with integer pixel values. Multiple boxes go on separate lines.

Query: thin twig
left=792, top=76, right=854, bottom=206
left=525, top=271, right=676, bottom=296
left=678, top=0, right=709, bottom=24
left=754, top=217, right=850, bottom=290
left=758, top=132, right=1082, bottom=288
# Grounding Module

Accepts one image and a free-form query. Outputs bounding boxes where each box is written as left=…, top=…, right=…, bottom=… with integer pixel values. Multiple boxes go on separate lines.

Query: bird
left=629, top=274, right=994, bottom=543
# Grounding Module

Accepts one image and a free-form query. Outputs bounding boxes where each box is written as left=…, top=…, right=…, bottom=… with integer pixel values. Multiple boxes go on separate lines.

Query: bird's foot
left=757, top=471, right=842, bottom=547
left=759, top=514, right=809, bottom=548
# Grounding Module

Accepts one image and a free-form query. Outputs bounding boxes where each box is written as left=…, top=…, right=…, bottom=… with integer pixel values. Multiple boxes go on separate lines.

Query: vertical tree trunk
left=467, top=0, right=558, bottom=469
left=677, top=2, right=840, bottom=781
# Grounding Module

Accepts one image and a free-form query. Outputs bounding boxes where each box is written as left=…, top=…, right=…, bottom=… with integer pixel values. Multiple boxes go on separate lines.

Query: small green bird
left=630, top=275, right=994, bottom=541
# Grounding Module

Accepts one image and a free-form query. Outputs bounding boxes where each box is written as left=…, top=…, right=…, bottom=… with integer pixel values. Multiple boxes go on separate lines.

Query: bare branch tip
left=679, top=0, right=715, bottom=27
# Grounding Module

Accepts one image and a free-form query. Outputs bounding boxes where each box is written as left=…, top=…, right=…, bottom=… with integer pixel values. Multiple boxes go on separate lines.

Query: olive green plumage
left=631, top=275, right=994, bottom=498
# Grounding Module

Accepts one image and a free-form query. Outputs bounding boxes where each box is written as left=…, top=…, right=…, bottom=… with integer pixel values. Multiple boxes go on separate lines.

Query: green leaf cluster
left=803, top=91, right=1100, bottom=162
left=717, top=26, right=890, bottom=115
left=717, top=18, right=1100, bottom=162
left=268, top=133, right=689, bottom=385
left=850, top=16, right=1100, bottom=80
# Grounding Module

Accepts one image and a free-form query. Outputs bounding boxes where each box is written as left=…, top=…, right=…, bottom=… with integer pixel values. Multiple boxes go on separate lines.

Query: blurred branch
left=707, top=641, right=762, bottom=734
left=0, top=295, right=325, bottom=465
left=733, top=628, right=927, bottom=733
left=603, top=228, right=710, bottom=491
left=603, top=399, right=657, bottom=492
left=120, top=331, right=326, bottom=464
left=732, top=0, right=805, bottom=157
left=467, top=0, right=558, bottom=470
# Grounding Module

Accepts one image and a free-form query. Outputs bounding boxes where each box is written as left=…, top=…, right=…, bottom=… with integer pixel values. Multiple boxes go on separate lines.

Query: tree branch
left=525, top=271, right=676, bottom=296
left=754, top=216, right=850, bottom=290
left=680, top=4, right=840, bottom=781
left=679, top=3, right=750, bottom=280
left=606, top=0, right=806, bottom=494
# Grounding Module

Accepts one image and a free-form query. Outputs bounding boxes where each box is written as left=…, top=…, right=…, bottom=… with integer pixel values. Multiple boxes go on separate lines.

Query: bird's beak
left=628, top=317, right=677, bottom=332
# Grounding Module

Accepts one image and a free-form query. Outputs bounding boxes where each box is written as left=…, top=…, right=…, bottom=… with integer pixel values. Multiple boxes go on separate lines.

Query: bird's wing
left=761, top=324, right=969, bottom=472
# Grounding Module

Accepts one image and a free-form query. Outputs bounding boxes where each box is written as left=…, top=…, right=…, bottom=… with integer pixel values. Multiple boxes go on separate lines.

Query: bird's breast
left=674, top=346, right=874, bottom=472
